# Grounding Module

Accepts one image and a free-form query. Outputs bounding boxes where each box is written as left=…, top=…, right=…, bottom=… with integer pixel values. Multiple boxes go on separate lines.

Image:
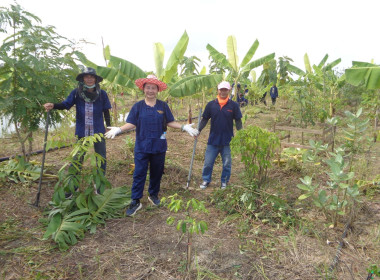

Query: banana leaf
left=288, top=64, right=306, bottom=76
left=168, top=74, right=223, bottom=97
left=96, top=55, right=145, bottom=88
left=89, top=187, right=130, bottom=225
left=241, top=53, right=275, bottom=74
left=154, top=42, right=165, bottom=79
left=227, top=35, right=239, bottom=72
left=250, top=70, right=256, bottom=83
left=324, top=58, right=341, bottom=71
left=317, top=54, right=329, bottom=68
left=206, top=44, right=233, bottom=70
left=199, top=66, right=207, bottom=75
left=163, top=31, right=189, bottom=84
left=74, top=51, right=98, bottom=69
left=304, top=53, right=312, bottom=73
left=240, top=39, right=259, bottom=68
left=345, top=61, right=380, bottom=89
left=103, top=45, right=111, bottom=62
left=43, top=210, right=88, bottom=250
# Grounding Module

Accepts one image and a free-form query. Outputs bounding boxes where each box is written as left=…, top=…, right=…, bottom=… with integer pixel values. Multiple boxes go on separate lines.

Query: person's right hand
left=105, top=127, right=122, bottom=139
left=43, top=103, right=54, bottom=112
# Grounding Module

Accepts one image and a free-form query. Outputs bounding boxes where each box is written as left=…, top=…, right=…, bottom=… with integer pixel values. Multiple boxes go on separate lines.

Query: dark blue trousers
left=131, top=152, right=166, bottom=200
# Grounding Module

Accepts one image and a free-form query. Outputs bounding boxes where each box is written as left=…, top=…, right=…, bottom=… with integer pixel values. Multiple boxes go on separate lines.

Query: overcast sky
left=1, top=0, right=379, bottom=75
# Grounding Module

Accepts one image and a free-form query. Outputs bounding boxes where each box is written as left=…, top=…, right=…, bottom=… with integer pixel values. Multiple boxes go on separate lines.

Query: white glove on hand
left=182, top=123, right=199, bottom=137
left=105, top=127, right=122, bottom=139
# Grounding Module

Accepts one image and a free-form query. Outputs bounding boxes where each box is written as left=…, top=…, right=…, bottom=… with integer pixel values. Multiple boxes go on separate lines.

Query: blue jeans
left=202, top=145, right=231, bottom=184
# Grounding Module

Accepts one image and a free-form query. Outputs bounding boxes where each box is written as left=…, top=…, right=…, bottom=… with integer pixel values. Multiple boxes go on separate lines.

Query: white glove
left=105, top=127, right=122, bottom=139
left=182, top=123, right=199, bottom=137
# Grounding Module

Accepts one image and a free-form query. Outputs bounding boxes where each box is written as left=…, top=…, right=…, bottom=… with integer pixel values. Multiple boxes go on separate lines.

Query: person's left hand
left=182, top=123, right=199, bottom=137
left=105, top=127, right=122, bottom=139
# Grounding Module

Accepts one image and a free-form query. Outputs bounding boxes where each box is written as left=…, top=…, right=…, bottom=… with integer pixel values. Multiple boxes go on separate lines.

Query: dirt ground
left=0, top=101, right=379, bottom=280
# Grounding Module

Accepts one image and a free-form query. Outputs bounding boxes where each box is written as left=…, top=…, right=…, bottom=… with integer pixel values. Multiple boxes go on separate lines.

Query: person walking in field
left=43, top=67, right=112, bottom=195
left=198, top=81, right=243, bottom=190
left=270, top=84, right=278, bottom=105
left=105, top=75, right=198, bottom=216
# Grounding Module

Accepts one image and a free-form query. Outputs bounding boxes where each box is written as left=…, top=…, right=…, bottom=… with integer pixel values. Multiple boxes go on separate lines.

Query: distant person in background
left=237, top=92, right=248, bottom=107
left=43, top=67, right=112, bottom=195
left=198, top=81, right=242, bottom=190
left=105, top=75, right=198, bottom=216
left=270, top=84, right=278, bottom=105
left=260, top=91, right=267, bottom=106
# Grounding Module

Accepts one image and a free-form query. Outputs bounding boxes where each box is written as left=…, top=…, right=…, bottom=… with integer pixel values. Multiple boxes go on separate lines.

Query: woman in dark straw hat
left=43, top=67, right=112, bottom=195
left=105, top=75, right=198, bottom=216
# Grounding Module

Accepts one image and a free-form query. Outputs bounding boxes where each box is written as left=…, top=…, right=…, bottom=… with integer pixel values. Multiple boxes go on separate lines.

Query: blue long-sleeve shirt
left=59, top=89, right=112, bottom=137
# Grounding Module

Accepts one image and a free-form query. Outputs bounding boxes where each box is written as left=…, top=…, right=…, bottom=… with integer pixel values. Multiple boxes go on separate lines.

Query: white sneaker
left=221, top=182, right=227, bottom=189
left=200, top=181, right=209, bottom=189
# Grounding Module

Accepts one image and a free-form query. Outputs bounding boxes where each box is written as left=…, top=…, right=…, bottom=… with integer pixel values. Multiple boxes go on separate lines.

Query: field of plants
left=1, top=3, right=379, bottom=280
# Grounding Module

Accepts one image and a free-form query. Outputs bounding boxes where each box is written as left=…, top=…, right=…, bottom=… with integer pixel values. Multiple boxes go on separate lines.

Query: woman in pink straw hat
left=105, top=75, right=198, bottom=216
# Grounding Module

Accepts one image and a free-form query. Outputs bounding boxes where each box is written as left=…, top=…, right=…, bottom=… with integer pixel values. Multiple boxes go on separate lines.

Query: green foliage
left=164, top=194, right=208, bottom=235
left=167, top=74, right=223, bottom=97
left=0, top=4, right=79, bottom=159
left=297, top=150, right=360, bottom=226
left=343, top=108, right=369, bottom=155
left=211, top=185, right=299, bottom=229
left=44, top=135, right=130, bottom=250
left=207, top=35, right=275, bottom=101
left=0, top=156, right=41, bottom=183
left=231, top=126, right=280, bottom=184
left=345, top=61, right=380, bottom=89
left=367, top=264, right=380, bottom=277
left=302, top=140, right=328, bottom=164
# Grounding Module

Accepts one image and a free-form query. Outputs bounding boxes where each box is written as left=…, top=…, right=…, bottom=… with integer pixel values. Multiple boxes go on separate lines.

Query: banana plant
left=153, top=31, right=189, bottom=84
left=345, top=61, right=380, bottom=141
left=207, top=35, right=275, bottom=100
left=154, top=31, right=223, bottom=99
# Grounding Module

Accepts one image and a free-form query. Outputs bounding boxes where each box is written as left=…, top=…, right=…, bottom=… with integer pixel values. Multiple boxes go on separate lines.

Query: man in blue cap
left=198, top=81, right=243, bottom=190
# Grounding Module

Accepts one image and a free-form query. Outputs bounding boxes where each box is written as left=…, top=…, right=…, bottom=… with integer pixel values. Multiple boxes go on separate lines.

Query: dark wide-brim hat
left=135, top=75, right=167, bottom=92
left=76, top=67, right=103, bottom=83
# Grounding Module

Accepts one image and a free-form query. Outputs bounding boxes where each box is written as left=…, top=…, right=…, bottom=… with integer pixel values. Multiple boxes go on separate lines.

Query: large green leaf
left=163, top=31, right=189, bottom=84
left=324, top=58, right=341, bottom=71
left=345, top=61, right=380, bottom=89
left=74, top=51, right=98, bottom=69
left=304, top=53, right=312, bottom=73
left=97, top=55, right=145, bottom=88
left=241, top=53, right=275, bottom=74
left=240, top=39, right=259, bottom=68
left=317, top=54, right=329, bottom=68
left=168, top=74, right=223, bottom=97
left=153, top=42, right=165, bottom=78
left=103, top=45, right=111, bottom=62
left=226, top=35, right=239, bottom=72
left=89, top=187, right=130, bottom=225
left=288, top=64, right=306, bottom=76
left=206, top=44, right=233, bottom=70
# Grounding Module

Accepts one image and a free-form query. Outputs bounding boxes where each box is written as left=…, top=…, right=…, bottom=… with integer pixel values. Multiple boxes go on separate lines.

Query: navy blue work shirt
left=61, top=89, right=112, bottom=137
left=270, top=86, right=278, bottom=98
left=203, top=99, right=242, bottom=146
left=127, top=100, right=174, bottom=154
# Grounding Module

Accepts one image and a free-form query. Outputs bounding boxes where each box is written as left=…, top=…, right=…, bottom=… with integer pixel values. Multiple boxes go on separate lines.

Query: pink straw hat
left=135, top=75, right=167, bottom=92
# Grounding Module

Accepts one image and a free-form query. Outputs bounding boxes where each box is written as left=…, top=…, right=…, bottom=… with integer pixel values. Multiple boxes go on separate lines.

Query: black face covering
left=77, top=82, right=100, bottom=102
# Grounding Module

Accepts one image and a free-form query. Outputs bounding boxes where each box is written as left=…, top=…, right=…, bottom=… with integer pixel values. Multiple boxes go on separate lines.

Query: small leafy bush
left=231, top=126, right=280, bottom=184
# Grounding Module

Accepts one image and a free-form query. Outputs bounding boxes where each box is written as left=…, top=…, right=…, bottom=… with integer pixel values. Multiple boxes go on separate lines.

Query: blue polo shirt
left=203, top=99, right=242, bottom=146
left=61, top=89, right=112, bottom=137
left=127, top=100, right=174, bottom=154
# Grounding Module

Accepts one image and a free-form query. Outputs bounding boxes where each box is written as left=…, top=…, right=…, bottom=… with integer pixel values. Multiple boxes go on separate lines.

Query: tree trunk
left=14, top=120, right=27, bottom=161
